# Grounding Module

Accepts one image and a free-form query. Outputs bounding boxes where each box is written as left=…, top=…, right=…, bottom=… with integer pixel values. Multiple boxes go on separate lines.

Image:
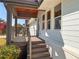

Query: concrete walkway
left=0, top=35, right=6, bottom=38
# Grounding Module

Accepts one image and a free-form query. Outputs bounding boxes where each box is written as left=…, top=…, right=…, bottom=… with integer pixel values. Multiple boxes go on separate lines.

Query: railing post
left=27, top=25, right=32, bottom=59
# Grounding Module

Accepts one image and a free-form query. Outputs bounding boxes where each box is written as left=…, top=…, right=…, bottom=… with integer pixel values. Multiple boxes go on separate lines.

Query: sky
left=0, top=2, right=25, bottom=26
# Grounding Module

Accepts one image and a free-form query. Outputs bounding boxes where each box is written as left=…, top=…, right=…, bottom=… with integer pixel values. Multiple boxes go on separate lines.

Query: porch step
left=32, top=52, right=50, bottom=58
left=32, top=41, right=45, bottom=45
left=28, top=40, right=51, bottom=59
left=32, top=48, right=48, bottom=53
left=32, top=43, right=46, bottom=49
left=32, top=57, right=51, bottom=59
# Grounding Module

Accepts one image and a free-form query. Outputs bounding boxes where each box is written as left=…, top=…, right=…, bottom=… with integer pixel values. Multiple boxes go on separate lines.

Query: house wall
left=61, top=0, right=79, bottom=58
left=37, top=0, right=79, bottom=59
left=29, top=18, right=37, bottom=36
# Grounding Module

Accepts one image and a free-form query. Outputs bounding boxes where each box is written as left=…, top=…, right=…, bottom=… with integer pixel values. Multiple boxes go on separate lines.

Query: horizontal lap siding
left=62, top=11, right=79, bottom=49
left=62, top=0, right=79, bottom=52
left=38, top=0, right=79, bottom=59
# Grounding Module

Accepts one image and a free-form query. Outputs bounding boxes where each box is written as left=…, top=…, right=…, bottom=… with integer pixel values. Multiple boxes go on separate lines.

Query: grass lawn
left=0, top=38, right=6, bottom=46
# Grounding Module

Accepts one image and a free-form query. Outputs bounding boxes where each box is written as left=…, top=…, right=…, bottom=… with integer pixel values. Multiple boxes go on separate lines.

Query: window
left=47, top=11, right=51, bottom=29
left=42, top=15, right=45, bottom=29
left=54, top=3, right=61, bottom=29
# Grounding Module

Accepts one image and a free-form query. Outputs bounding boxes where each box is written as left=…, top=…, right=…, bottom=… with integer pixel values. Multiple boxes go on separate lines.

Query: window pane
left=55, top=10, right=61, bottom=17
left=54, top=3, right=61, bottom=29
left=47, top=11, right=51, bottom=29
left=42, top=15, right=45, bottom=21
left=47, top=21, right=50, bottom=29
left=55, top=17, right=61, bottom=29
left=42, top=15, right=45, bottom=29
left=42, top=22, right=44, bottom=29
left=47, top=11, right=51, bottom=20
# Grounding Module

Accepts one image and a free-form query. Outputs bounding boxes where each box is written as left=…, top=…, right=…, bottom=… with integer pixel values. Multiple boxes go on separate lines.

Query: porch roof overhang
left=0, top=0, right=44, bottom=19
left=0, top=0, right=43, bottom=7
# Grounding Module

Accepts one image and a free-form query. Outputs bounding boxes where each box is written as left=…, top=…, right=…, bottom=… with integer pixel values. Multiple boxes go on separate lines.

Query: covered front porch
left=1, top=0, right=42, bottom=44
left=0, top=0, right=51, bottom=59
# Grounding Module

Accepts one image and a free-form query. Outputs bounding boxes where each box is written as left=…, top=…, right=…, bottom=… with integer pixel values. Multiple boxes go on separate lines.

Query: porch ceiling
left=15, top=7, right=38, bottom=19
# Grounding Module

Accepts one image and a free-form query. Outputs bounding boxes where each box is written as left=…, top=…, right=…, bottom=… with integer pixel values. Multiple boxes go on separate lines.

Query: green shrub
left=0, top=45, right=21, bottom=59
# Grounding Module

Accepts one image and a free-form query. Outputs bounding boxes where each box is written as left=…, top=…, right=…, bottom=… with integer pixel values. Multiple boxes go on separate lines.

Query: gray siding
left=62, top=0, right=79, bottom=49
left=38, top=0, right=79, bottom=59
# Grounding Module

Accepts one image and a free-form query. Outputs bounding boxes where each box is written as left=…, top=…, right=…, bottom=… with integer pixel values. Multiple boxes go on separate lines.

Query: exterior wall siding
left=38, top=0, right=79, bottom=59
left=61, top=0, right=79, bottom=58
left=29, top=0, right=79, bottom=59
left=61, top=12, right=79, bottom=49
